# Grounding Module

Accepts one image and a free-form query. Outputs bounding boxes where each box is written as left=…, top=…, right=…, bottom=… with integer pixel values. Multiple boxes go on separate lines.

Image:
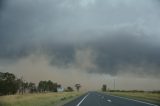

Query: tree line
left=0, top=72, right=78, bottom=96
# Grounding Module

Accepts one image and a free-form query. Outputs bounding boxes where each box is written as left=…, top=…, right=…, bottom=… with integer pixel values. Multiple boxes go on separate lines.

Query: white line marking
left=76, top=93, right=89, bottom=106
left=107, top=94, right=158, bottom=106
left=107, top=99, right=112, bottom=102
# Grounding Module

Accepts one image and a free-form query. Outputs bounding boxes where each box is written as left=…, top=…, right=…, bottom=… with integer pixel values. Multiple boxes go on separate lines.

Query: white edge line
left=107, top=94, right=158, bottom=106
left=76, top=93, right=89, bottom=106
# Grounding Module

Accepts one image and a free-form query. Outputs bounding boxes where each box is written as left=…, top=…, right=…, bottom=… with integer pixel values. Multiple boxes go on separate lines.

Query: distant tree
left=52, top=82, right=58, bottom=92
left=23, top=82, right=29, bottom=93
left=38, top=81, right=46, bottom=92
left=28, top=82, right=37, bottom=93
left=0, top=72, right=19, bottom=95
left=65, top=86, right=74, bottom=92
left=47, top=80, right=57, bottom=92
left=17, top=78, right=24, bottom=94
left=17, top=77, right=28, bottom=94
left=75, top=84, right=81, bottom=92
left=102, top=84, right=107, bottom=92
left=47, top=80, right=52, bottom=91
left=38, top=80, right=58, bottom=92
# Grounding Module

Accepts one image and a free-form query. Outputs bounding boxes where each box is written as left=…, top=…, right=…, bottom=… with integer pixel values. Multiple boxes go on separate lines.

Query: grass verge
left=105, top=92, right=160, bottom=105
left=0, top=92, right=82, bottom=106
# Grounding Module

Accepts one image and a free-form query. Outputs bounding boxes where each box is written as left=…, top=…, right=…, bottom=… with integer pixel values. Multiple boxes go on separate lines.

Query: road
left=63, top=91, right=158, bottom=106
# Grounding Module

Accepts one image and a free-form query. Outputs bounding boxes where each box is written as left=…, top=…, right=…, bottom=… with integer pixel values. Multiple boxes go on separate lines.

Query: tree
left=47, top=80, right=56, bottom=92
left=38, top=81, right=46, bottom=92
left=65, top=86, right=74, bottom=92
left=52, top=82, right=58, bottom=92
left=23, top=82, right=29, bottom=93
left=38, top=80, right=58, bottom=92
left=0, top=72, right=19, bottom=95
left=75, top=84, right=81, bottom=92
left=102, top=84, right=107, bottom=92
left=47, top=80, right=52, bottom=91
left=17, top=78, right=24, bottom=94
left=17, top=77, right=28, bottom=94
left=28, top=82, right=37, bottom=93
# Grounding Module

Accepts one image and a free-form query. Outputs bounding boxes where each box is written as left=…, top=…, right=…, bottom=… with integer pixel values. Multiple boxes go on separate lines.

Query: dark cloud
left=89, top=32, right=160, bottom=75
left=0, top=0, right=6, bottom=11
left=0, top=0, right=160, bottom=77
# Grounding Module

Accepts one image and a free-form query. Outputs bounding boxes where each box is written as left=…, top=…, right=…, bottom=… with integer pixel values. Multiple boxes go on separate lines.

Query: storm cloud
left=0, top=0, right=160, bottom=90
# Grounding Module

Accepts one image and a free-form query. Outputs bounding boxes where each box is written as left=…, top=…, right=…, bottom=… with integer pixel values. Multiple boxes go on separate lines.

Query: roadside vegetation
left=0, top=72, right=81, bottom=95
left=0, top=72, right=62, bottom=95
left=0, top=72, right=83, bottom=106
left=0, top=92, right=81, bottom=106
left=105, top=90, right=160, bottom=105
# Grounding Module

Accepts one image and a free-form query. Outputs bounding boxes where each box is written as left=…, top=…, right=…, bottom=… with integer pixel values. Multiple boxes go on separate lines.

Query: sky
left=0, top=0, right=160, bottom=91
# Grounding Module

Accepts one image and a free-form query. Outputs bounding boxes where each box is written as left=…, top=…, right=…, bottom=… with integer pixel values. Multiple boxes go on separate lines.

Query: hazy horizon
left=0, top=0, right=160, bottom=91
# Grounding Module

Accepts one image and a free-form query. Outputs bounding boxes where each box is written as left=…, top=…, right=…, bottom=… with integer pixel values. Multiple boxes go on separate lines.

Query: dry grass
left=107, top=92, right=160, bottom=105
left=0, top=92, right=81, bottom=106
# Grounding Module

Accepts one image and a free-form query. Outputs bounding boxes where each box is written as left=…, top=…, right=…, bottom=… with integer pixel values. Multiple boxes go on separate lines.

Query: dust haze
left=1, top=48, right=159, bottom=91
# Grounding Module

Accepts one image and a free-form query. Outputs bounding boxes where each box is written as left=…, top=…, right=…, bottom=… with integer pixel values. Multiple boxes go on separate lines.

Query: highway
left=63, top=91, right=158, bottom=106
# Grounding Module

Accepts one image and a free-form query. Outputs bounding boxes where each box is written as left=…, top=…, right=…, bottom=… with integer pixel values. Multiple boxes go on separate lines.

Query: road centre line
left=76, top=93, right=89, bottom=106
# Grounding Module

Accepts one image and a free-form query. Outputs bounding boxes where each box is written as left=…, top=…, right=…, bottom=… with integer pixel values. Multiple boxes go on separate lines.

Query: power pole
left=114, top=79, right=115, bottom=90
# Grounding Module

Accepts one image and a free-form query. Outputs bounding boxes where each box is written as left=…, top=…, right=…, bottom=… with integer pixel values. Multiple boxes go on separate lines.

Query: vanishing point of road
left=64, top=91, right=158, bottom=106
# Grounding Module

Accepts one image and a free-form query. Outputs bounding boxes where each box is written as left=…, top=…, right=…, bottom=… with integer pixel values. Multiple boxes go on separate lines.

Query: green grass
left=106, top=92, right=160, bottom=105
left=0, top=92, right=82, bottom=106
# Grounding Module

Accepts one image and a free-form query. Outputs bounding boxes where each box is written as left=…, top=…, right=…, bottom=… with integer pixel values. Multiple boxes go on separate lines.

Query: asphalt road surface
left=63, top=91, right=158, bottom=106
